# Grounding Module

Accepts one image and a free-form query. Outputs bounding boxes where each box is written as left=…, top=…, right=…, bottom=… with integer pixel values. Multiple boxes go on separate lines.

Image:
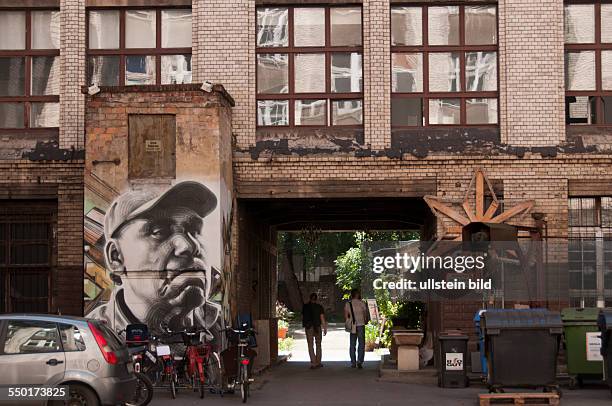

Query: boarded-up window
left=128, top=114, right=176, bottom=179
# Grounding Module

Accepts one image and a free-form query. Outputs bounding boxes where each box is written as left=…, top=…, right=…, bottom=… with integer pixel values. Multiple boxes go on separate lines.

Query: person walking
left=344, top=288, right=369, bottom=369
left=302, top=293, right=327, bottom=369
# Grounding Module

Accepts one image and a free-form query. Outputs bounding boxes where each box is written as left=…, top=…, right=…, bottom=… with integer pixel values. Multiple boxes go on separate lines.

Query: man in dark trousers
left=302, top=293, right=328, bottom=369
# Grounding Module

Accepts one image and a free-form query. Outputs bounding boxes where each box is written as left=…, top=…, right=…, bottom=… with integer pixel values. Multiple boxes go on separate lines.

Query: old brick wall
left=0, top=160, right=84, bottom=316
left=60, top=0, right=86, bottom=149
left=498, top=0, right=566, bottom=146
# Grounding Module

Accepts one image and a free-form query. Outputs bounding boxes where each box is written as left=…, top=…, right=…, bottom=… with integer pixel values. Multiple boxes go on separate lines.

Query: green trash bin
left=561, top=308, right=604, bottom=388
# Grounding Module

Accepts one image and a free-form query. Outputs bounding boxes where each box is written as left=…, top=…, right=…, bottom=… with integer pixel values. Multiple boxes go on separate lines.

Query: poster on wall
left=84, top=179, right=226, bottom=344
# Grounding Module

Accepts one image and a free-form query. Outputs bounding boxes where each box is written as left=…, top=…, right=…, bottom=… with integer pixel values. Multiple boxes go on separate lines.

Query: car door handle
left=46, top=359, right=64, bottom=366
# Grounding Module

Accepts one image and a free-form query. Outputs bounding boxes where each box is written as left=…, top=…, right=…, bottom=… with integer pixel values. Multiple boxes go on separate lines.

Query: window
left=256, top=6, right=363, bottom=127
left=3, top=320, right=61, bottom=354
left=568, top=197, right=612, bottom=307
left=391, top=5, right=498, bottom=127
left=0, top=203, right=54, bottom=313
left=0, top=10, right=59, bottom=130
left=564, top=2, right=612, bottom=125
left=87, top=8, right=192, bottom=86
left=58, top=324, right=86, bottom=352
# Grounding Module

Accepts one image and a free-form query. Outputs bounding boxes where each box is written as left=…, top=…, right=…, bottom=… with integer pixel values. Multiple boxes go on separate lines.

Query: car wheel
left=50, top=384, right=99, bottom=406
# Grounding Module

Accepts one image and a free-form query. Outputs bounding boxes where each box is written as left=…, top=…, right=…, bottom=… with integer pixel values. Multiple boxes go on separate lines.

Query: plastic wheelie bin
left=437, top=331, right=469, bottom=388
left=561, top=308, right=604, bottom=388
left=481, top=308, right=563, bottom=394
left=474, top=310, right=488, bottom=375
left=599, top=309, right=612, bottom=396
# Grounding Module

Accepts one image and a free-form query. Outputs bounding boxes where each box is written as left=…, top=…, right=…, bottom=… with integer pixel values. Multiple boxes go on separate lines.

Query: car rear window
left=59, top=323, right=86, bottom=351
left=93, top=321, right=125, bottom=351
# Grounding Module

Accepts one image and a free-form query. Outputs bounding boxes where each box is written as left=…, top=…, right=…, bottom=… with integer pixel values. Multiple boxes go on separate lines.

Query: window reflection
left=331, top=53, right=362, bottom=93
left=429, top=53, right=460, bottom=92
left=162, top=9, right=192, bottom=48
left=332, top=99, right=363, bottom=125
left=391, top=7, right=422, bottom=46
left=392, top=53, right=423, bottom=93
left=429, top=98, right=461, bottom=125
left=125, top=55, right=156, bottom=85
left=257, top=100, right=289, bottom=126
left=88, top=10, right=120, bottom=50
left=88, top=56, right=120, bottom=86
left=294, top=54, right=325, bottom=93
left=565, top=51, right=596, bottom=91
left=257, top=54, right=288, bottom=94
left=126, top=10, right=156, bottom=49
left=161, top=55, right=192, bottom=84
left=295, top=100, right=326, bottom=126
left=428, top=6, right=459, bottom=46
left=257, top=8, right=288, bottom=47
left=465, top=51, right=497, bottom=92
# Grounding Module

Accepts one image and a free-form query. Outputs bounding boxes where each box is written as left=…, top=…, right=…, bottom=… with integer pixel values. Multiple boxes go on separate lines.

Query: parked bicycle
left=222, top=324, right=256, bottom=403
left=164, top=326, right=223, bottom=399
left=117, top=324, right=154, bottom=406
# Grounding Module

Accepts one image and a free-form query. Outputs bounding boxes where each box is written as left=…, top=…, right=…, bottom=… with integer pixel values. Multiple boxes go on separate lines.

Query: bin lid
left=561, top=307, right=600, bottom=322
left=598, top=309, right=612, bottom=331
left=439, top=332, right=469, bottom=340
left=481, top=309, right=562, bottom=332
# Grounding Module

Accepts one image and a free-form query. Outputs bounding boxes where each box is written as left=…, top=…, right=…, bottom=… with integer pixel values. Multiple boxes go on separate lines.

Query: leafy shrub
left=278, top=319, right=289, bottom=330
left=278, top=337, right=295, bottom=352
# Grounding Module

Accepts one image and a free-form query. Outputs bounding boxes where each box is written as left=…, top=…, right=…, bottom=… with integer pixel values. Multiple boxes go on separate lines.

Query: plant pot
left=278, top=327, right=288, bottom=339
left=365, top=342, right=376, bottom=352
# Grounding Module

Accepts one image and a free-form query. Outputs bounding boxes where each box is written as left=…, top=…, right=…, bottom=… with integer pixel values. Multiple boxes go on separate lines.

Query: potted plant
left=278, top=319, right=289, bottom=339
left=365, top=322, right=378, bottom=352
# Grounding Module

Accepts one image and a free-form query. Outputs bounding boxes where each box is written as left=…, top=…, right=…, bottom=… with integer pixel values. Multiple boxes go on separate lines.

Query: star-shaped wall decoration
left=424, top=168, right=535, bottom=240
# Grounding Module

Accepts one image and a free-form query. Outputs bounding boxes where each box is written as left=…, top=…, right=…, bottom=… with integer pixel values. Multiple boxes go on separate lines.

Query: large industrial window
left=0, top=202, right=55, bottom=313
left=256, top=6, right=363, bottom=127
left=568, top=197, right=612, bottom=307
left=391, top=5, right=498, bottom=127
left=0, top=9, right=60, bottom=130
left=87, top=7, right=192, bottom=86
left=564, top=2, right=612, bottom=125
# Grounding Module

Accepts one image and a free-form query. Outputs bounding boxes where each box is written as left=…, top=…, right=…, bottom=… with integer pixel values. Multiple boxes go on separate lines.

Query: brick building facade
left=1, top=0, right=612, bottom=363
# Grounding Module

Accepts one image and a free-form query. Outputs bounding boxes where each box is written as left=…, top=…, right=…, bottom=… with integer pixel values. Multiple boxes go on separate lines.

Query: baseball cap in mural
left=104, top=181, right=217, bottom=241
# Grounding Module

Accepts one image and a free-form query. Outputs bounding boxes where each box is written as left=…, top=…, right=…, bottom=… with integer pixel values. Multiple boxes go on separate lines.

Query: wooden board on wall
left=236, top=179, right=437, bottom=199
left=568, top=179, right=612, bottom=197
left=128, top=114, right=176, bottom=180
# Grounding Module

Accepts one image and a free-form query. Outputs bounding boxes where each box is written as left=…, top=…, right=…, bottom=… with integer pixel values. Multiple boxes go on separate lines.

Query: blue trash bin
left=474, top=310, right=488, bottom=375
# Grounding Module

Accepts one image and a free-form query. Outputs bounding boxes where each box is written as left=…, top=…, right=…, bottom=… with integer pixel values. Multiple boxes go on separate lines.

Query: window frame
left=255, top=5, right=364, bottom=128
left=86, top=6, right=192, bottom=87
left=564, top=1, right=612, bottom=126
left=390, top=3, right=499, bottom=128
left=568, top=196, right=612, bottom=307
left=0, top=8, right=60, bottom=131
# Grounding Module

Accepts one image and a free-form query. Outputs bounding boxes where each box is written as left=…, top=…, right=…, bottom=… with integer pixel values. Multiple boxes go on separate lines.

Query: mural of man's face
left=105, top=205, right=212, bottom=329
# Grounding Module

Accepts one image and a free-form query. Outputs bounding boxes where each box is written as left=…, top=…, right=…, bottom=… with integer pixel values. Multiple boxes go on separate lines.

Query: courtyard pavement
left=150, top=324, right=611, bottom=405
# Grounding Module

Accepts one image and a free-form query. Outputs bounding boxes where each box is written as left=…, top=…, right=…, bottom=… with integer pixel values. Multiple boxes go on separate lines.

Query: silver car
left=0, top=314, right=137, bottom=405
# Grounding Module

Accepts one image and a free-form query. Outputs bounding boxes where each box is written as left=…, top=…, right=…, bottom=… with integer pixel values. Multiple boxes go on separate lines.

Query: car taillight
left=88, top=322, right=118, bottom=365
left=241, top=358, right=250, bottom=366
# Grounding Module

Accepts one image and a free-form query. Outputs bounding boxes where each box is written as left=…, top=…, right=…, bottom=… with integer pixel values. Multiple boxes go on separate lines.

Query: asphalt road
left=150, top=324, right=611, bottom=405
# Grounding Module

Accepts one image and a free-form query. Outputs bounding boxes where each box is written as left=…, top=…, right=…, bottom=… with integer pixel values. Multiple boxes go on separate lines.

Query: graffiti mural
left=85, top=180, right=226, bottom=343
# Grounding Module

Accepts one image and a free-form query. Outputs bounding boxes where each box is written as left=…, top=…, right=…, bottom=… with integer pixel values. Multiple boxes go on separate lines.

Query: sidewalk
left=287, top=322, right=381, bottom=364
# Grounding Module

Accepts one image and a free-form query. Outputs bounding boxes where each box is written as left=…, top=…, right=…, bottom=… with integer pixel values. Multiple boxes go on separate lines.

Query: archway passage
left=233, top=197, right=435, bottom=371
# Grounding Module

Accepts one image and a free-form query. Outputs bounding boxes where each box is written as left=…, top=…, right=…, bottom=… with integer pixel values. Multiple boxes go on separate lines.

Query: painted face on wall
left=101, top=181, right=220, bottom=332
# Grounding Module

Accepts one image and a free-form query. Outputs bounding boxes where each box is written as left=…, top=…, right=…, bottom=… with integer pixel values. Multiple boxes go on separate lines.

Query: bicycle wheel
left=126, top=372, right=153, bottom=406
left=170, top=374, right=177, bottom=399
left=240, top=365, right=249, bottom=403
